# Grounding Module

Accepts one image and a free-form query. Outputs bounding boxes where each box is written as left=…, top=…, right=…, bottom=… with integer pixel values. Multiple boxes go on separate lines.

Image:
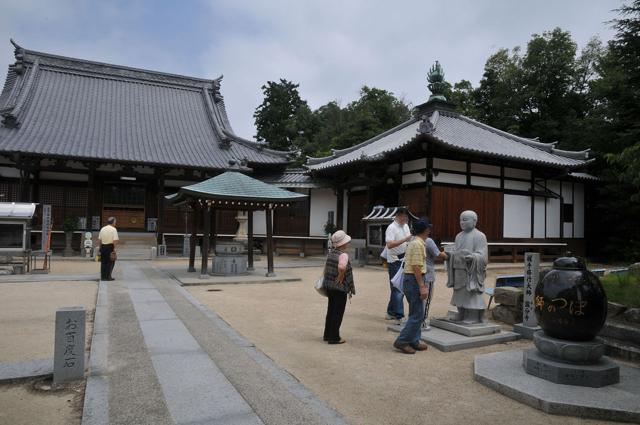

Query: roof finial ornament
left=9, top=39, right=25, bottom=75
left=212, top=75, right=224, bottom=103
left=418, top=114, right=434, bottom=134
left=427, top=61, right=447, bottom=102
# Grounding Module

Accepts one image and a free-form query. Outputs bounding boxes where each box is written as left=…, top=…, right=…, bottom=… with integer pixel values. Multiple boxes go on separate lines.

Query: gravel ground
left=0, top=278, right=97, bottom=425
left=187, top=265, right=619, bottom=425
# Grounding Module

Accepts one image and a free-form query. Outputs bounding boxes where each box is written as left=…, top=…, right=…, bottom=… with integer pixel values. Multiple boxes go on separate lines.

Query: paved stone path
left=82, top=261, right=347, bottom=425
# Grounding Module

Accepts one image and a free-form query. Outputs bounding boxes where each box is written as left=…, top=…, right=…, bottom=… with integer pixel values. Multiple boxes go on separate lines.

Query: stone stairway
left=599, top=320, right=640, bottom=363
left=112, top=232, right=157, bottom=260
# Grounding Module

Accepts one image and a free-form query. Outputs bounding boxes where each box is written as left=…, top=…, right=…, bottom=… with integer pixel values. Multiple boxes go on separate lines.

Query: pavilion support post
left=265, top=207, right=275, bottom=277
left=247, top=210, right=254, bottom=271
left=157, top=172, right=165, bottom=246
left=210, top=209, right=217, bottom=254
left=200, top=206, right=211, bottom=278
left=188, top=204, right=198, bottom=272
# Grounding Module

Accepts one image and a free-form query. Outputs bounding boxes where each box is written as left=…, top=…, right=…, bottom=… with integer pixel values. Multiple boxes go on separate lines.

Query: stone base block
left=431, top=317, right=501, bottom=337
left=387, top=325, right=519, bottom=352
left=491, top=305, right=521, bottom=325
left=533, top=331, right=605, bottom=364
left=523, top=349, right=619, bottom=387
left=474, top=349, right=640, bottom=422
left=513, top=323, right=541, bottom=339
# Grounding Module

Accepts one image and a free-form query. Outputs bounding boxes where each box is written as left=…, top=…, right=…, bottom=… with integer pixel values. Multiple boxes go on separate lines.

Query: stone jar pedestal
left=523, top=331, right=619, bottom=387
left=212, top=241, right=248, bottom=276
left=63, top=231, right=74, bottom=257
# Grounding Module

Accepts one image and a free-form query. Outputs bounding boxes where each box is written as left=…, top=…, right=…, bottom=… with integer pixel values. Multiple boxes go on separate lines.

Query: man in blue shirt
left=423, top=220, right=447, bottom=329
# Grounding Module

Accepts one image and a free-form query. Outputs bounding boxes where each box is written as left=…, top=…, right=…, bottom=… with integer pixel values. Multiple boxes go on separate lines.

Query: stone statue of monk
left=445, top=210, right=488, bottom=324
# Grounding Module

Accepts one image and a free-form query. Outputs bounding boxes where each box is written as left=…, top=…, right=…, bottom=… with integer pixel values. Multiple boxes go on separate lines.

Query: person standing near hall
left=422, top=220, right=448, bottom=329
left=99, top=217, right=119, bottom=281
left=385, top=208, right=411, bottom=321
left=393, top=219, right=431, bottom=354
left=322, top=230, right=356, bottom=344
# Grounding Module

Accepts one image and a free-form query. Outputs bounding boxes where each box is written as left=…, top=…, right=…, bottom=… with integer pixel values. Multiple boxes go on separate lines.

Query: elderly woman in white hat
left=322, top=230, right=356, bottom=344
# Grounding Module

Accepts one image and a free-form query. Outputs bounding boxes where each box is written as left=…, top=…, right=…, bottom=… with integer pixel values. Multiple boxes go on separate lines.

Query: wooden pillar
left=209, top=209, right=217, bottom=254
left=265, top=207, right=275, bottom=277
left=336, top=187, right=344, bottom=229
left=200, top=205, right=210, bottom=278
left=86, top=166, right=94, bottom=231
left=247, top=210, right=254, bottom=271
left=426, top=156, right=433, bottom=218
left=156, top=171, right=165, bottom=245
left=188, top=203, right=198, bottom=272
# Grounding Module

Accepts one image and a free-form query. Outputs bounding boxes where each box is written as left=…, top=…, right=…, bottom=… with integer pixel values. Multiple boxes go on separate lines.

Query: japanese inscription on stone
left=523, top=252, right=540, bottom=327
left=53, top=306, right=85, bottom=385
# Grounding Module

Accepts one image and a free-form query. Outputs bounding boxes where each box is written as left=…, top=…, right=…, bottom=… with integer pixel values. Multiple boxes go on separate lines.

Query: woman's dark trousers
left=324, top=289, right=347, bottom=342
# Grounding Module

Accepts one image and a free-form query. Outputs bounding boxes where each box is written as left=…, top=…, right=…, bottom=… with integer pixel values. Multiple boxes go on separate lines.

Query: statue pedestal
left=430, top=317, right=501, bottom=337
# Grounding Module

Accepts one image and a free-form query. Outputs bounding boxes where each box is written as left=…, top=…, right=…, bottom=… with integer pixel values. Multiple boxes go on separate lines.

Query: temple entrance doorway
left=102, top=183, right=146, bottom=230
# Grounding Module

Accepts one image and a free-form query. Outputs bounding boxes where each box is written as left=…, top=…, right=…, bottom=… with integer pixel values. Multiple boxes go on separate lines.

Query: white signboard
left=42, top=204, right=51, bottom=251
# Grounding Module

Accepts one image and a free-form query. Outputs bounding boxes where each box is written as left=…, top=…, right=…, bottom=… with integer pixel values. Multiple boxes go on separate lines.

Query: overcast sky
left=0, top=0, right=621, bottom=139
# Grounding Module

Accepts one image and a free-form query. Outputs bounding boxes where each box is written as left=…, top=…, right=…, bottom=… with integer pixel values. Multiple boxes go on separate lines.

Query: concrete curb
left=81, top=280, right=109, bottom=425
left=0, top=358, right=53, bottom=382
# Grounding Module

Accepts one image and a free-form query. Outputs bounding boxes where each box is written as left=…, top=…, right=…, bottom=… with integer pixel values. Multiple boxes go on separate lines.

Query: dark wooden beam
left=86, top=166, right=95, bottom=231
left=265, top=208, right=275, bottom=277
left=247, top=210, right=254, bottom=271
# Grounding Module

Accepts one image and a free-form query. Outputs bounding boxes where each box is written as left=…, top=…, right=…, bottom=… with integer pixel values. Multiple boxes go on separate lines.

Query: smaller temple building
left=306, top=62, right=597, bottom=259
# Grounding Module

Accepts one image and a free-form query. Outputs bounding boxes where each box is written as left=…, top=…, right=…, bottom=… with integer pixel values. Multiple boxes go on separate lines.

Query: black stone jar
left=534, top=256, right=607, bottom=341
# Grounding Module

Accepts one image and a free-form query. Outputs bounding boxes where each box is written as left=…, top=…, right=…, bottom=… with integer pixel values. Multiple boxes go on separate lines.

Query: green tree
left=331, top=86, right=411, bottom=150
left=253, top=79, right=309, bottom=151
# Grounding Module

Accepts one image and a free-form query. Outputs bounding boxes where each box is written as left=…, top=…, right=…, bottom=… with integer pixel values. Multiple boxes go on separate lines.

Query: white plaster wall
left=0, top=166, right=20, bottom=178
left=470, top=163, right=500, bottom=176
left=546, top=180, right=561, bottom=238
left=504, top=180, right=531, bottom=191
left=402, top=158, right=426, bottom=172
left=574, top=183, right=585, bottom=238
left=470, top=176, right=500, bottom=188
left=252, top=210, right=267, bottom=235
left=564, top=223, right=574, bottom=238
left=534, top=197, right=546, bottom=238
left=433, top=158, right=466, bottom=172
left=401, top=172, right=426, bottom=185
left=433, top=172, right=466, bottom=185
left=504, top=168, right=531, bottom=179
left=504, top=194, right=532, bottom=238
left=309, top=188, right=337, bottom=236
left=562, top=182, right=573, bottom=204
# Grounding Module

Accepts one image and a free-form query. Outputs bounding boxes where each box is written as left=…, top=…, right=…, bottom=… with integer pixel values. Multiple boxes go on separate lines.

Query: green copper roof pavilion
left=166, top=171, right=307, bottom=208
left=166, top=171, right=307, bottom=278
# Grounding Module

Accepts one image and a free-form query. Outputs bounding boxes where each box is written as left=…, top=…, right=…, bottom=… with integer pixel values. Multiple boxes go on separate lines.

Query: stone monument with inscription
left=53, top=306, right=85, bottom=385
left=513, top=252, right=542, bottom=339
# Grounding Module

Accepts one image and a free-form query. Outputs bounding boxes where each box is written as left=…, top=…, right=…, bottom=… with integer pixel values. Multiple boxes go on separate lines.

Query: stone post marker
left=513, top=252, right=542, bottom=339
left=53, top=306, right=85, bottom=385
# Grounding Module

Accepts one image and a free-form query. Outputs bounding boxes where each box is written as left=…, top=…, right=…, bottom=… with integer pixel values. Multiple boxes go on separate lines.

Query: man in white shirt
left=98, top=217, right=119, bottom=281
left=385, top=208, right=411, bottom=320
